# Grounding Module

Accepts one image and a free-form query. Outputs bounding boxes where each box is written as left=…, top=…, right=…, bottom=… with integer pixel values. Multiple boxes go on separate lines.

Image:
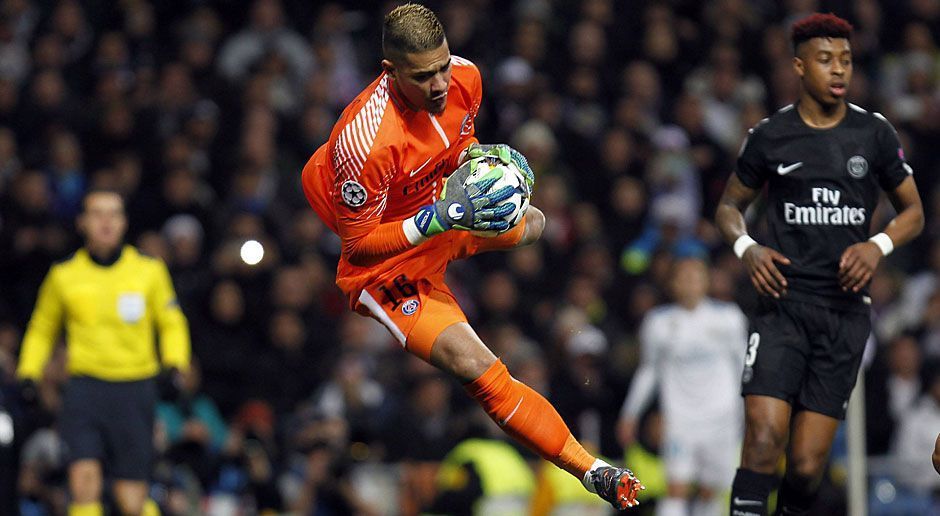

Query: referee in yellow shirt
left=17, top=189, right=190, bottom=516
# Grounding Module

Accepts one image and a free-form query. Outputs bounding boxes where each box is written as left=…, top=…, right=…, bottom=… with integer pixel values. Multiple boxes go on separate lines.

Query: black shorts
left=60, top=376, right=156, bottom=480
left=741, top=298, right=870, bottom=419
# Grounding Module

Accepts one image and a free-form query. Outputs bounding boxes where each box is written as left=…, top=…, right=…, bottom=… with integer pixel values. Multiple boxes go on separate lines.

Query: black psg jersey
left=735, top=103, right=912, bottom=309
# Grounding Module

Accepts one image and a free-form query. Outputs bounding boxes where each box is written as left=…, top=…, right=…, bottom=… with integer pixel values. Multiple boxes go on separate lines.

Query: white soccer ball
left=464, top=157, right=531, bottom=235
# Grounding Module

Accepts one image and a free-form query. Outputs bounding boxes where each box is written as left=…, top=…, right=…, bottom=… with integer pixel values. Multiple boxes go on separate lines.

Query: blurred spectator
left=206, top=400, right=283, bottom=513
left=885, top=240, right=940, bottom=339
left=0, top=125, right=18, bottom=187
left=685, top=43, right=766, bottom=151
left=45, top=129, right=84, bottom=221
left=425, top=411, right=536, bottom=516
left=17, top=426, right=67, bottom=515
left=217, top=0, right=314, bottom=89
left=672, top=92, right=731, bottom=216
left=156, top=359, right=228, bottom=488
left=384, top=372, right=458, bottom=462
left=548, top=309, right=623, bottom=456
left=162, top=214, right=209, bottom=311
left=309, top=352, right=390, bottom=445
left=0, top=14, right=28, bottom=85
left=308, top=3, right=364, bottom=109
left=190, top=280, right=257, bottom=418
left=892, top=365, right=940, bottom=495
left=252, top=309, right=322, bottom=415
left=866, top=333, right=924, bottom=454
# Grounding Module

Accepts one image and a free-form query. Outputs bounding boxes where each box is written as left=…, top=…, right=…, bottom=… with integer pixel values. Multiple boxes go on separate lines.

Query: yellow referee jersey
left=17, top=245, right=190, bottom=382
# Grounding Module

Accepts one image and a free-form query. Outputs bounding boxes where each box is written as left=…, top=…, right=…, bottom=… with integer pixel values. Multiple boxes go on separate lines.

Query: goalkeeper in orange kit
left=300, top=3, right=643, bottom=510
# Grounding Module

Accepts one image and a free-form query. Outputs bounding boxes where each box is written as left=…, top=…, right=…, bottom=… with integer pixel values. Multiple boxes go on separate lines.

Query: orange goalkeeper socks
left=464, top=359, right=596, bottom=478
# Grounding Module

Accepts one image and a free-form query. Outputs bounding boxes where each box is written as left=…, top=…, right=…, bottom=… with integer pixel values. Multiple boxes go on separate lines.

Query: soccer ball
left=464, top=157, right=531, bottom=235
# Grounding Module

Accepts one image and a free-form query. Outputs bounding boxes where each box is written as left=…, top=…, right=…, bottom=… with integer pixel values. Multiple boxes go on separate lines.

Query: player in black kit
left=715, top=13, right=924, bottom=516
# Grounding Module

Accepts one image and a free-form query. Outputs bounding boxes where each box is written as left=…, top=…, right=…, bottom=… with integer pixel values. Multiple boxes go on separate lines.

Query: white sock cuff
left=582, top=458, right=612, bottom=493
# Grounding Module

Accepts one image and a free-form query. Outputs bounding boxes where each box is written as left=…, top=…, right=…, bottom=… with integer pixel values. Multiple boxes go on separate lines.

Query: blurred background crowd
left=1, top=0, right=940, bottom=514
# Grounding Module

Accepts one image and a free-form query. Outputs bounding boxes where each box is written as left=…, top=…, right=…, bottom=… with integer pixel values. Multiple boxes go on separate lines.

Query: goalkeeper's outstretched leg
left=429, top=320, right=644, bottom=510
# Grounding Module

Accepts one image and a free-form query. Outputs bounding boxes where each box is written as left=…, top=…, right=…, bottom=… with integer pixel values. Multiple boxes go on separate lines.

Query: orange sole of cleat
left=614, top=476, right=645, bottom=510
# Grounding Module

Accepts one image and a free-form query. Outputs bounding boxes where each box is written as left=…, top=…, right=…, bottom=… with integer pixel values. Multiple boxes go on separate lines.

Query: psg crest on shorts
left=401, top=299, right=419, bottom=315
left=341, top=180, right=367, bottom=207
left=846, top=155, right=868, bottom=179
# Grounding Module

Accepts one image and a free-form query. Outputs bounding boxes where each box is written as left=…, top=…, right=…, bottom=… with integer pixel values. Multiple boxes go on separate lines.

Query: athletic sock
left=730, top=468, right=777, bottom=516
left=465, top=359, right=596, bottom=478
left=68, top=502, right=104, bottom=516
left=581, top=457, right=612, bottom=493
left=773, top=476, right=816, bottom=515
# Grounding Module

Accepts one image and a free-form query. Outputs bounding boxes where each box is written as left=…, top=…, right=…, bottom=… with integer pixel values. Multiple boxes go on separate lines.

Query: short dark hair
left=791, top=13, right=854, bottom=54
left=82, top=187, right=125, bottom=212
left=382, top=3, right=445, bottom=61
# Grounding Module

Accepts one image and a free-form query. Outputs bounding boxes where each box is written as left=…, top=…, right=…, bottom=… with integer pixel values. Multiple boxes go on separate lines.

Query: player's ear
left=381, top=59, right=395, bottom=76
left=792, top=55, right=805, bottom=78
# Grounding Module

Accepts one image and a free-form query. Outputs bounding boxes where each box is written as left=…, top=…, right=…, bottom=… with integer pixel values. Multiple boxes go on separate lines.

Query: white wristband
left=402, top=218, right=429, bottom=246
left=733, top=234, right=758, bottom=259
left=869, top=232, right=894, bottom=256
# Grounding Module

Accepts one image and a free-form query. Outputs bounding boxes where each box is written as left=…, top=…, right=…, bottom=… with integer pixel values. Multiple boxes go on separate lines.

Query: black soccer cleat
left=591, top=466, right=645, bottom=510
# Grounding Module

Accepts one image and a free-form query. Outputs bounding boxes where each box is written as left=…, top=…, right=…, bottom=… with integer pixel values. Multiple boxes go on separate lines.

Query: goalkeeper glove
left=466, top=143, right=511, bottom=164
left=466, top=143, right=535, bottom=190
left=412, top=157, right=516, bottom=237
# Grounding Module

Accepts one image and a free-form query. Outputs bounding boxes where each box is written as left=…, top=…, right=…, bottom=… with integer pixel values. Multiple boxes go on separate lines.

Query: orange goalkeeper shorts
left=354, top=221, right=525, bottom=362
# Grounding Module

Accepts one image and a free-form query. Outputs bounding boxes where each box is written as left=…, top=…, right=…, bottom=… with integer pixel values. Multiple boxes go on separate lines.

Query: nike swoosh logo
left=498, top=396, right=524, bottom=427
left=733, top=498, right=763, bottom=507
left=776, top=162, right=803, bottom=175
left=409, top=157, right=434, bottom=177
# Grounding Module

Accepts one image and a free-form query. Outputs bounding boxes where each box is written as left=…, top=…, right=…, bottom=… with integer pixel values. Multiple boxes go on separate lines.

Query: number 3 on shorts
left=745, top=332, right=760, bottom=367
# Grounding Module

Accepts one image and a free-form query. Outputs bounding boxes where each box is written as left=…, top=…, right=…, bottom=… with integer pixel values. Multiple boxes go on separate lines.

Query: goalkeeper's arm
left=343, top=159, right=515, bottom=267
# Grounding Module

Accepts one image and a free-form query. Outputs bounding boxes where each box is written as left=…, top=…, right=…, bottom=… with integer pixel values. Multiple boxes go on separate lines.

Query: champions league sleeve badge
left=847, top=155, right=869, bottom=179
left=341, top=180, right=367, bottom=207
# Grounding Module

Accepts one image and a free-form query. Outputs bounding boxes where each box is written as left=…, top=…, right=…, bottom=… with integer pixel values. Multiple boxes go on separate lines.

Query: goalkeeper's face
left=384, top=41, right=452, bottom=115
left=79, top=191, right=127, bottom=253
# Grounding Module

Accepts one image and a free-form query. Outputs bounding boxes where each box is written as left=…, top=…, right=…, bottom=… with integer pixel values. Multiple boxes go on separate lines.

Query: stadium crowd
left=1, top=0, right=940, bottom=513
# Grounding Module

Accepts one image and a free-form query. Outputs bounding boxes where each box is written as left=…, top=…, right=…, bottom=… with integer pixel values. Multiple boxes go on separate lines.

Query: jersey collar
left=86, top=245, right=125, bottom=267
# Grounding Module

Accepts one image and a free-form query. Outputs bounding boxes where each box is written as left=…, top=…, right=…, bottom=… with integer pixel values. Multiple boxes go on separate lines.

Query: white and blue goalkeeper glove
left=465, top=143, right=535, bottom=190
left=411, top=157, right=516, bottom=238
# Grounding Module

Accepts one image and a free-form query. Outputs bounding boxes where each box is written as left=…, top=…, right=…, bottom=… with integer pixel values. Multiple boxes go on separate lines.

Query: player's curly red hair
left=791, top=13, right=853, bottom=53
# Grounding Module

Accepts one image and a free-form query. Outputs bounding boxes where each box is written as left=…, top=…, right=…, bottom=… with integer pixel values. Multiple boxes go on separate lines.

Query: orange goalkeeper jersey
left=302, top=55, right=482, bottom=301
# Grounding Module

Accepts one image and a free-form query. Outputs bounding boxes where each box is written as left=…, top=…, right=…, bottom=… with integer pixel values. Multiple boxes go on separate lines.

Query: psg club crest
left=846, top=155, right=868, bottom=179
left=401, top=299, right=419, bottom=315
left=341, top=180, right=367, bottom=207
left=459, top=113, right=473, bottom=136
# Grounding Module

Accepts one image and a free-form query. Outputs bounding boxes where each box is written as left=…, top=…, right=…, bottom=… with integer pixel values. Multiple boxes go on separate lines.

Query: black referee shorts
left=61, top=376, right=156, bottom=480
left=741, top=298, right=870, bottom=420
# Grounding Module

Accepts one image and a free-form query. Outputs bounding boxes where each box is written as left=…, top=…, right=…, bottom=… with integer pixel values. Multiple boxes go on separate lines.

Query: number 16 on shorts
left=377, top=274, right=418, bottom=313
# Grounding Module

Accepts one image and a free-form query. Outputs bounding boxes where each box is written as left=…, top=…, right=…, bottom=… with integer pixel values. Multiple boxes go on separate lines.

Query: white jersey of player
left=623, top=298, right=747, bottom=432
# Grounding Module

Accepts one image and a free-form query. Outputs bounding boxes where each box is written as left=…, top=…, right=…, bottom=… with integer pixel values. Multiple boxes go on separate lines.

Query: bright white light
left=240, top=240, right=264, bottom=265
